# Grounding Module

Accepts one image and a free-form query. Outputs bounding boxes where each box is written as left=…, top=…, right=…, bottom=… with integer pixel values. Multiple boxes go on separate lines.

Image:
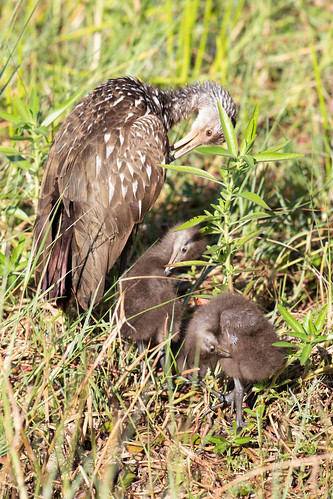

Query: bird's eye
left=181, top=245, right=187, bottom=253
left=210, top=345, right=215, bottom=353
left=206, top=129, right=213, bottom=137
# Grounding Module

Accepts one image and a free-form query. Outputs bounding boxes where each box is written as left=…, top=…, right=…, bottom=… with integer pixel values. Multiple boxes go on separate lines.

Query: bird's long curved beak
left=216, top=345, right=232, bottom=358
left=171, top=128, right=202, bottom=159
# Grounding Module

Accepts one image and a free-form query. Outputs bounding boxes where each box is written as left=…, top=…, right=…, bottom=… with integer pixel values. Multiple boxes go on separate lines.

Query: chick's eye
left=206, top=129, right=213, bottom=137
left=210, top=345, right=215, bottom=353
left=181, top=245, right=187, bottom=253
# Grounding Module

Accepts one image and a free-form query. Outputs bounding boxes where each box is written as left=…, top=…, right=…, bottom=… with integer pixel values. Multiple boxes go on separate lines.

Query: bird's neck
left=147, top=233, right=175, bottom=261
left=158, top=85, right=204, bottom=130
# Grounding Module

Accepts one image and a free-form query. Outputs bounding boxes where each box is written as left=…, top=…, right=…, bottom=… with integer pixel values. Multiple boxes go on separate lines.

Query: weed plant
left=164, top=104, right=303, bottom=292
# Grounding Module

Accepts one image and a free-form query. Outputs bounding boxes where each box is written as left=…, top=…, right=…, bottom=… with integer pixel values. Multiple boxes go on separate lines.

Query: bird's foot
left=201, top=394, right=228, bottom=419
left=222, top=388, right=247, bottom=431
left=201, top=378, right=247, bottom=431
left=159, top=376, right=176, bottom=391
left=197, top=379, right=226, bottom=401
left=226, top=379, right=247, bottom=430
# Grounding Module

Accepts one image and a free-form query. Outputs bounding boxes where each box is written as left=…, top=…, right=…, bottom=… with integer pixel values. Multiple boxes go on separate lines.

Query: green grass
left=0, top=0, right=332, bottom=497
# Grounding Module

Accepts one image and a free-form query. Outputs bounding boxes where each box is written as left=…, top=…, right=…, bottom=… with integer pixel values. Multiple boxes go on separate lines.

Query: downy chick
left=119, top=225, right=206, bottom=365
left=183, top=293, right=284, bottom=428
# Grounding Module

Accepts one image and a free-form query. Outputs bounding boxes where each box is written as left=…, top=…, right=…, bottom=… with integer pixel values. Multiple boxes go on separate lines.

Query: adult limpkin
left=34, top=76, right=236, bottom=310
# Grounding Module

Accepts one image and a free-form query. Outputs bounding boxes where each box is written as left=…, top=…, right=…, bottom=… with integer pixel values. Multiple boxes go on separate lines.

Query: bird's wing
left=220, top=308, right=258, bottom=336
left=67, top=114, right=167, bottom=308
left=34, top=109, right=167, bottom=310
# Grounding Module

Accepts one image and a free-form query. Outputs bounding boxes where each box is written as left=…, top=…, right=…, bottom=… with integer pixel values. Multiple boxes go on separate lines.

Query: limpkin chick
left=183, top=293, right=284, bottom=428
left=119, top=225, right=206, bottom=368
left=34, top=77, right=236, bottom=310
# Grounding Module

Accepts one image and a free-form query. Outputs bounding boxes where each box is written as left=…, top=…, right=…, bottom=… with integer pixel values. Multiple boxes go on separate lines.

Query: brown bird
left=33, top=77, right=236, bottom=310
left=119, top=225, right=206, bottom=365
left=183, top=293, right=284, bottom=428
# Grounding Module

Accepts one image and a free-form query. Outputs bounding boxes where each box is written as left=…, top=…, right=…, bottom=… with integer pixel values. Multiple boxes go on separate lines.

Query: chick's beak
left=216, top=345, right=231, bottom=358
left=164, top=249, right=180, bottom=276
left=171, top=127, right=203, bottom=159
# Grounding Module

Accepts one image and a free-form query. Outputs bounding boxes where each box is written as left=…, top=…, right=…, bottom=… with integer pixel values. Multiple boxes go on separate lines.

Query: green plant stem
left=223, top=171, right=234, bottom=292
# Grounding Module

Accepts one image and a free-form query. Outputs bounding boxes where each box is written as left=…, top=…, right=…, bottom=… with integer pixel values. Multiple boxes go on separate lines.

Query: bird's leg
left=159, top=347, right=166, bottom=371
left=137, top=340, right=148, bottom=378
left=118, top=231, right=133, bottom=276
left=137, top=340, right=147, bottom=356
left=159, top=338, right=179, bottom=390
left=234, top=378, right=245, bottom=429
left=222, top=378, right=245, bottom=430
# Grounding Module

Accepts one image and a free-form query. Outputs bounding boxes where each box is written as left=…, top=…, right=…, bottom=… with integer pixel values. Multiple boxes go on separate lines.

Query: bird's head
left=164, top=225, right=206, bottom=276
left=197, top=331, right=231, bottom=361
left=172, top=82, right=236, bottom=159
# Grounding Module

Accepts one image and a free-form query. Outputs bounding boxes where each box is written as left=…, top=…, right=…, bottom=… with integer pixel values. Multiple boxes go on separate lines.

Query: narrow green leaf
left=0, top=111, right=22, bottom=125
left=237, top=212, right=271, bottom=224
left=206, top=243, right=224, bottom=252
left=253, top=151, right=304, bottom=162
left=8, top=207, right=30, bottom=222
left=161, top=164, right=222, bottom=184
left=41, top=89, right=84, bottom=127
left=29, top=87, right=39, bottom=117
left=0, top=251, right=10, bottom=266
left=245, top=105, right=258, bottom=143
left=239, top=137, right=247, bottom=156
left=165, top=260, right=208, bottom=269
left=278, top=305, right=308, bottom=340
left=196, top=145, right=236, bottom=158
left=264, top=140, right=291, bottom=153
left=240, top=105, right=258, bottom=156
left=217, top=163, right=238, bottom=172
left=284, top=330, right=309, bottom=341
left=303, top=310, right=312, bottom=333
left=0, top=146, right=23, bottom=155
left=11, top=240, right=25, bottom=264
left=240, top=104, right=258, bottom=154
left=308, top=319, right=317, bottom=337
left=206, top=436, right=223, bottom=444
left=214, top=441, right=229, bottom=453
left=15, top=260, right=29, bottom=272
left=244, top=138, right=256, bottom=154
left=237, top=191, right=271, bottom=211
left=241, top=155, right=255, bottom=168
left=234, top=436, right=252, bottom=445
left=13, top=96, right=33, bottom=123
left=273, top=341, right=298, bottom=348
left=9, top=135, right=33, bottom=142
left=300, top=343, right=312, bottom=365
left=315, top=305, right=328, bottom=331
left=236, top=229, right=263, bottom=246
left=34, top=126, right=49, bottom=137
left=10, top=158, right=31, bottom=169
left=218, top=102, right=238, bottom=157
left=173, top=216, right=208, bottom=230
left=311, top=336, right=328, bottom=344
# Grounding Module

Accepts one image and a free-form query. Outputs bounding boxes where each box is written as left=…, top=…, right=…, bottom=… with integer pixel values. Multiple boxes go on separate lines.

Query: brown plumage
left=119, top=226, right=206, bottom=354
left=182, top=293, right=284, bottom=427
left=33, top=77, right=236, bottom=310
